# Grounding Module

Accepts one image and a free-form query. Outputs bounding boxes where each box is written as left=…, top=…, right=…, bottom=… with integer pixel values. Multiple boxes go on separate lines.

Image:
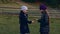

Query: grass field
left=0, top=14, right=60, bottom=34
left=0, top=1, right=60, bottom=34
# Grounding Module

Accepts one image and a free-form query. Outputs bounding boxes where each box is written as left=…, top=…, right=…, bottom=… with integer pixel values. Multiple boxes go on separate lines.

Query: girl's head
left=39, top=3, right=47, bottom=11
left=21, top=6, right=28, bottom=13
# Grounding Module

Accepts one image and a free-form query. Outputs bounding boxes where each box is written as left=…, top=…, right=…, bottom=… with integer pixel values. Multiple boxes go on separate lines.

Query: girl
left=19, top=6, right=33, bottom=34
left=38, top=3, right=50, bottom=34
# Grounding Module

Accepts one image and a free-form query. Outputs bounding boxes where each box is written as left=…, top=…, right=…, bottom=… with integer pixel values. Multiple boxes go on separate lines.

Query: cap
left=39, top=4, right=47, bottom=10
left=21, top=6, right=28, bottom=11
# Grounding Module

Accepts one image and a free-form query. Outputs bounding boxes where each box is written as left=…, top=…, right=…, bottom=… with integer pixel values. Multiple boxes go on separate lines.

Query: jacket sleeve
left=28, top=21, right=32, bottom=24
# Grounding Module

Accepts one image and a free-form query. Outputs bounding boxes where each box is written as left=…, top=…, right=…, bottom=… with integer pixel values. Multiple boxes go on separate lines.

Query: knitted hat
left=21, top=6, right=28, bottom=11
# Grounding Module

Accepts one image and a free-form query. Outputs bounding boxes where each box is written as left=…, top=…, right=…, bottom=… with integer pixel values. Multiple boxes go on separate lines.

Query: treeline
left=22, top=0, right=60, bottom=8
left=0, top=0, right=60, bottom=8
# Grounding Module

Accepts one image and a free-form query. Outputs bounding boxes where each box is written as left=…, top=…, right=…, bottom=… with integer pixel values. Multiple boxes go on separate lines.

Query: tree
left=39, top=0, right=59, bottom=8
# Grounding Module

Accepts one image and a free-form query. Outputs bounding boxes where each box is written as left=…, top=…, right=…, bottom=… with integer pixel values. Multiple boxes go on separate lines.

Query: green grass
left=0, top=15, right=60, bottom=34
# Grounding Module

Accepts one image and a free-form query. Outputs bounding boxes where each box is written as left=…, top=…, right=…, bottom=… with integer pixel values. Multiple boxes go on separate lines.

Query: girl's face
left=40, top=10, right=44, bottom=13
left=23, top=10, right=28, bottom=13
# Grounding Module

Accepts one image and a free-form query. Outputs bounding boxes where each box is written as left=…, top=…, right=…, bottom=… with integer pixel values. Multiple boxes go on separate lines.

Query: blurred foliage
left=22, top=0, right=35, bottom=3
left=0, top=0, right=60, bottom=8
left=22, top=0, right=60, bottom=8
left=44, top=0, right=59, bottom=8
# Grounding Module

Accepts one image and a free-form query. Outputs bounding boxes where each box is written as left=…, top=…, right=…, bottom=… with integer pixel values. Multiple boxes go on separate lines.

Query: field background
left=0, top=14, right=60, bottom=34
left=0, top=2, right=60, bottom=34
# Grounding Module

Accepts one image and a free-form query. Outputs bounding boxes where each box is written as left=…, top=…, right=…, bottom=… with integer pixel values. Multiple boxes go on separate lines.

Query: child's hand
left=32, top=20, right=34, bottom=23
left=32, top=20, right=34, bottom=24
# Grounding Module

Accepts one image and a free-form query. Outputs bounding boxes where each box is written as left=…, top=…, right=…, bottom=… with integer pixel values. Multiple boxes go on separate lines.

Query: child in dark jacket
left=38, top=3, right=50, bottom=34
left=19, top=6, right=33, bottom=34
